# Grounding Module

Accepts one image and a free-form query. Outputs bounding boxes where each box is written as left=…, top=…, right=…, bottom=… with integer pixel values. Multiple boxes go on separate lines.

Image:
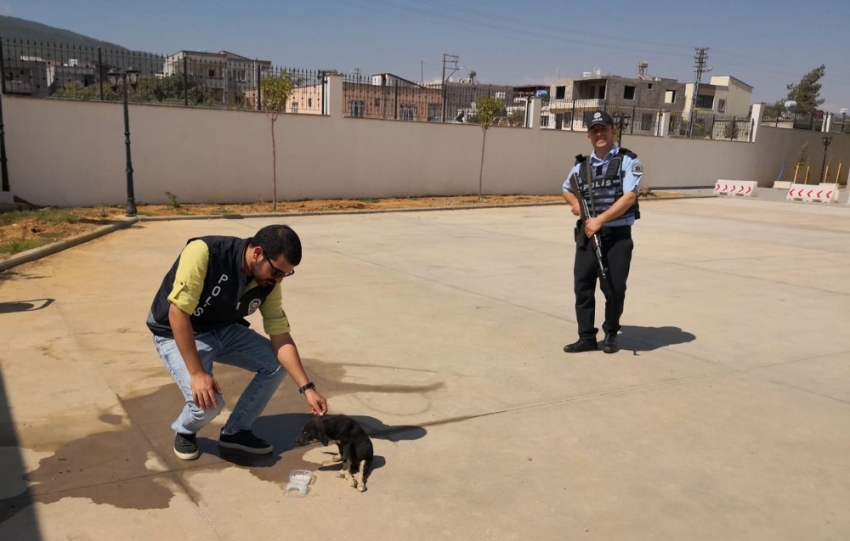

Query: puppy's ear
left=317, top=421, right=329, bottom=446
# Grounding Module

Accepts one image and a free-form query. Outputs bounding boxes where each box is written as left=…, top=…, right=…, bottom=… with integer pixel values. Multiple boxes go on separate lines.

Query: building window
left=208, top=68, right=216, bottom=77
left=597, top=86, right=606, bottom=99
left=375, top=98, right=381, bottom=107
left=696, top=94, right=714, bottom=109
left=350, top=100, right=365, bottom=117
left=401, top=105, right=416, bottom=121
left=647, top=83, right=653, bottom=90
left=717, top=99, right=726, bottom=114
left=555, top=86, right=565, bottom=100
left=495, top=91, right=506, bottom=99
left=641, top=113, right=653, bottom=131
left=623, top=86, right=636, bottom=100
left=664, top=90, right=676, bottom=104
left=428, top=104, right=441, bottom=122
left=308, top=98, right=312, bottom=107
left=292, top=102, right=299, bottom=114
left=540, top=115, right=549, bottom=128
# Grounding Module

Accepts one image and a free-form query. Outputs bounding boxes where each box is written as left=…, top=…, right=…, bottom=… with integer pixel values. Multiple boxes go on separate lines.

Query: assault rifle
left=569, top=155, right=608, bottom=279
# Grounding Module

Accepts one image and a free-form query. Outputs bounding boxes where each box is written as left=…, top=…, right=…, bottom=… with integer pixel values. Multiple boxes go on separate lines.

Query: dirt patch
left=1, top=191, right=686, bottom=260
left=137, top=194, right=565, bottom=216
left=0, top=208, right=125, bottom=259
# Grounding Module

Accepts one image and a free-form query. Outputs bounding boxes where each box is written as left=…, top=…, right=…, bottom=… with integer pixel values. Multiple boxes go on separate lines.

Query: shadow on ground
left=618, top=325, right=696, bottom=353
left=0, top=299, right=54, bottom=314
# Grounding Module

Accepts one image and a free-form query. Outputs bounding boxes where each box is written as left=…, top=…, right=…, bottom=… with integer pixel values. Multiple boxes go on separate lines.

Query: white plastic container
left=284, top=469, right=314, bottom=497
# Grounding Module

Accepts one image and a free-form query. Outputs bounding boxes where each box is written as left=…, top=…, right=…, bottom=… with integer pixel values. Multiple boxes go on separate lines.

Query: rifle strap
left=580, top=158, right=598, bottom=218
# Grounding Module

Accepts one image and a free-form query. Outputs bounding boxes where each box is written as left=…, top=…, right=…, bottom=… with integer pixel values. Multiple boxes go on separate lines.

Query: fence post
left=730, top=117, right=736, bottom=141
left=527, top=97, right=542, bottom=129
left=97, top=48, right=104, bottom=100
left=256, top=62, right=262, bottom=111
left=710, top=114, right=715, bottom=139
left=394, top=80, right=398, bottom=120
left=570, top=99, right=575, bottom=131
left=0, top=37, right=6, bottom=95
left=749, top=104, right=764, bottom=142
left=630, top=105, right=635, bottom=134
left=183, top=55, right=188, bottom=106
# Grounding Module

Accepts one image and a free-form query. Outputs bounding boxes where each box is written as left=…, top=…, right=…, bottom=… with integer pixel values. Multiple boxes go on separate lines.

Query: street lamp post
left=820, top=134, right=832, bottom=183
left=108, top=66, right=140, bottom=217
left=0, top=84, right=10, bottom=195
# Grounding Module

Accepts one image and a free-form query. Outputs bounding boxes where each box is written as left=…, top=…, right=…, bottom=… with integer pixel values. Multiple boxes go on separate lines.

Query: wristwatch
left=298, top=381, right=316, bottom=394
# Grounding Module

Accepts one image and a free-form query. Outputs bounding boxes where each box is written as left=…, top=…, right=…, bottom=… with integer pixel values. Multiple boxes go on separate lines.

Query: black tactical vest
left=575, top=147, right=641, bottom=222
left=146, top=236, right=277, bottom=338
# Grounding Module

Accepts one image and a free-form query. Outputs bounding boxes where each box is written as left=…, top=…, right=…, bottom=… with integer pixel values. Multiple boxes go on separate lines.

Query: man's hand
left=571, top=203, right=580, bottom=216
left=584, top=217, right=603, bottom=237
left=305, top=389, right=328, bottom=416
left=190, top=372, right=223, bottom=410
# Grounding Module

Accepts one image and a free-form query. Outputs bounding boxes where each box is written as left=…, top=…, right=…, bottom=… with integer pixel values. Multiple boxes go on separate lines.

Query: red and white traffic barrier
left=714, top=180, right=757, bottom=197
left=786, top=183, right=839, bottom=203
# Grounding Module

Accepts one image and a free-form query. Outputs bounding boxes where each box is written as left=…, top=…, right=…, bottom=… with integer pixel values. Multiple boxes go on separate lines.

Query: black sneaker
left=174, top=432, right=199, bottom=460
left=564, top=337, right=598, bottom=353
left=218, top=429, right=273, bottom=454
left=602, top=333, right=620, bottom=354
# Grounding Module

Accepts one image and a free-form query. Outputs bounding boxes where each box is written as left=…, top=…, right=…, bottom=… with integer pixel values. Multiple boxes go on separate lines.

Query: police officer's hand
left=305, top=389, right=328, bottom=416
left=190, top=373, right=223, bottom=410
left=571, top=203, right=580, bottom=216
left=585, top=217, right=603, bottom=237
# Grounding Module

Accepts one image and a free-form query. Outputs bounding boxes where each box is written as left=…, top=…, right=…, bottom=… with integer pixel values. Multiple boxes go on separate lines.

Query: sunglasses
left=265, top=257, right=295, bottom=279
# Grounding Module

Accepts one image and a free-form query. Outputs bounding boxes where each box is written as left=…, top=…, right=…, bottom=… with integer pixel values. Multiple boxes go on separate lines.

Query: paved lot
left=1, top=196, right=849, bottom=540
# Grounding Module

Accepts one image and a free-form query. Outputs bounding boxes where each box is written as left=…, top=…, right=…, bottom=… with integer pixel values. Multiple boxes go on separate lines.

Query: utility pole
left=687, top=47, right=710, bottom=138
left=441, top=53, right=459, bottom=123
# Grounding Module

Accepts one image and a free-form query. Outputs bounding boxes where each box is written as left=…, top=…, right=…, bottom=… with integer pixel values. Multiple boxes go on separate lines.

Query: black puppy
left=295, top=414, right=374, bottom=492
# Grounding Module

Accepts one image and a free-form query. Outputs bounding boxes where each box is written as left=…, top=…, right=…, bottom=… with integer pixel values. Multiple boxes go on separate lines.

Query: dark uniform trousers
left=574, top=224, right=633, bottom=338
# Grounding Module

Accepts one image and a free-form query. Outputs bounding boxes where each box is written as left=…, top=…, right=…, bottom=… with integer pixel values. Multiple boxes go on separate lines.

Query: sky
left=8, top=0, right=850, bottom=112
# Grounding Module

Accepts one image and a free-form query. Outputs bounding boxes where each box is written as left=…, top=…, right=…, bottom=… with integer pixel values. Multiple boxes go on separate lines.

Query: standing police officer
left=562, top=110, right=642, bottom=354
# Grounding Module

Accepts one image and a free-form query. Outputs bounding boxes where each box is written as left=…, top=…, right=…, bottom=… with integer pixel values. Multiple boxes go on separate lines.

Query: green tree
left=260, top=72, right=295, bottom=210
left=135, top=74, right=211, bottom=105
left=784, top=65, right=826, bottom=114
left=474, top=95, right=504, bottom=201
left=795, top=142, right=809, bottom=167
left=53, top=80, right=117, bottom=101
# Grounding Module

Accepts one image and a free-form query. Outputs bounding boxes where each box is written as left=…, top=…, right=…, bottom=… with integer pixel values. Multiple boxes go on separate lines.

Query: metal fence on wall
left=761, top=105, right=824, bottom=133
left=669, top=110, right=752, bottom=141
left=546, top=100, right=664, bottom=136
left=0, top=37, right=323, bottom=113
left=829, top=113, right=849, bottom=135
left=339, top=72, right=529, bottom=126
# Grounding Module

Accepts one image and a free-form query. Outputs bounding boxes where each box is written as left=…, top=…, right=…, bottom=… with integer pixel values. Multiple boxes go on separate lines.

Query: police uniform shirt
left=562, top=145, right=643, bottom=227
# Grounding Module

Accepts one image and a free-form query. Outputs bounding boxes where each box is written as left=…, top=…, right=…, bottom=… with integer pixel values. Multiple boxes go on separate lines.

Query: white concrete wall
left=4, top=95, right=850, bottom=206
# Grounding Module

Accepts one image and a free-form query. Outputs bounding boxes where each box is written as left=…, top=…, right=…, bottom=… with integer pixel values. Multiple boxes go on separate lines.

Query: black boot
left=602, top=333, right=619, bottom=354
left=564, top=337, right=598, bottom=353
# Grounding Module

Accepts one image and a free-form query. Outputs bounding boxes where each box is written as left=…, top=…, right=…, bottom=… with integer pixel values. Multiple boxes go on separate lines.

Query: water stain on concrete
left=1, top=357, right=436, bottom=523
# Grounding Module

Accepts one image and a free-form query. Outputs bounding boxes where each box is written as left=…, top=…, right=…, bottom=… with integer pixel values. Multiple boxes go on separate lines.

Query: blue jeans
left=152, top=324, right=286, bottom=436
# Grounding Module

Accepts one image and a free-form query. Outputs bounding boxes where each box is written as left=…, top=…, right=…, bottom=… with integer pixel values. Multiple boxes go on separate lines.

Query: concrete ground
left=1, top=196, right=849, bottom=541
